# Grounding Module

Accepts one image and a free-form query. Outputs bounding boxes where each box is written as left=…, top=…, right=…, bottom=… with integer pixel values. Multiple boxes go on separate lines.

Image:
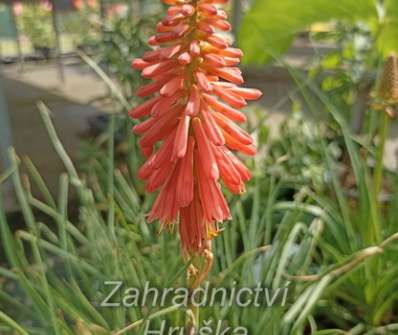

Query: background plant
left=18, top=2, right=54, bottom=50
left=1, top=101, right=386, bottom=334
left=239, top=0, right=398, bottom=134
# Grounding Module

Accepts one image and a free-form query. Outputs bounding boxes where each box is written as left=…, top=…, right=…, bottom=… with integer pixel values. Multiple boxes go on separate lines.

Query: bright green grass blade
left=0, top=311, right=29, bottom=335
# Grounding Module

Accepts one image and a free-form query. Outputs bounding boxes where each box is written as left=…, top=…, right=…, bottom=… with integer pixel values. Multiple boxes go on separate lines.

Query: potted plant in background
left=18, top=1, right=54, bottom=59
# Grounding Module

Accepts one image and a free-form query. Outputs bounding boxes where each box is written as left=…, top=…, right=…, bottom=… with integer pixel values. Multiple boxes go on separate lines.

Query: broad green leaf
left=377, top=0, right=398, bottom=56
left=239, top=0, right=377, bottom=64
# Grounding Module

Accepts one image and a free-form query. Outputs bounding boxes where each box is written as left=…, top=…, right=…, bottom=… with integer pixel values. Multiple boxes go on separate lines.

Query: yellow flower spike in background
left=377, top=53, right=398, bottom=104
left=372, top=53, right=398, bottom=204
left=373, top=53, right=398, bottom=119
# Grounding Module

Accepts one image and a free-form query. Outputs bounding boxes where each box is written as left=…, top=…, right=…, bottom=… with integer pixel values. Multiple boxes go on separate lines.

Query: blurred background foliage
left=18, top=2, right=55, bottom=51
left=239, top=0, right=398, bottom=64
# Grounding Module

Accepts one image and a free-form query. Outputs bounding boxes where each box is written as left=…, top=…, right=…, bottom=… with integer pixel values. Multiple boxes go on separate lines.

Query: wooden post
left=51, top=0, right=65, bottom=83
left=0, top=74, right=14, bottom=210
left=0, top=42, right=3, bottom=71
left=9, top=0, right=24, bottom=72
left=351, top=75, right=373, bottom=134
left=99, top=0, right=106, bottom=41
left=131, top=0, right=141, bottom=22
left=232, top=0, right=242, bottom=42
left=0, top=78, right=11, bottom=171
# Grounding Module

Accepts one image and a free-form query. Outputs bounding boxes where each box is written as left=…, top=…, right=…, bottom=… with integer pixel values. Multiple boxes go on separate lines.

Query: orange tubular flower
left=130, top=0, right=262, bottom=254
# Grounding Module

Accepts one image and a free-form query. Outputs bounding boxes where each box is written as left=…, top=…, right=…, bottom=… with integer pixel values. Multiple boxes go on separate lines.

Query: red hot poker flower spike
left=130, top=0, right=262, bottom=254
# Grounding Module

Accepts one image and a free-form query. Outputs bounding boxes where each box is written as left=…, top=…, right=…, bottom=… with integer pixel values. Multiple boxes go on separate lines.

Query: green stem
left=374, top=111, right=390, bottom=198
left=186, top=300, right=199, bottom=335
left=0, top=312, right=29, bottom=335
left=112, top=304, right=184, bottom=335
left=107, top=113, right=116, bottom=239
left=365, top=110, right=391, bottom=303
left=185, top=249, right=213, bottom=334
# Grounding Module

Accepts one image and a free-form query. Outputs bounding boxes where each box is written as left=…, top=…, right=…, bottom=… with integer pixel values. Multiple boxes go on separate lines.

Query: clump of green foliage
left=18, top=3, right=54, bottom=50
